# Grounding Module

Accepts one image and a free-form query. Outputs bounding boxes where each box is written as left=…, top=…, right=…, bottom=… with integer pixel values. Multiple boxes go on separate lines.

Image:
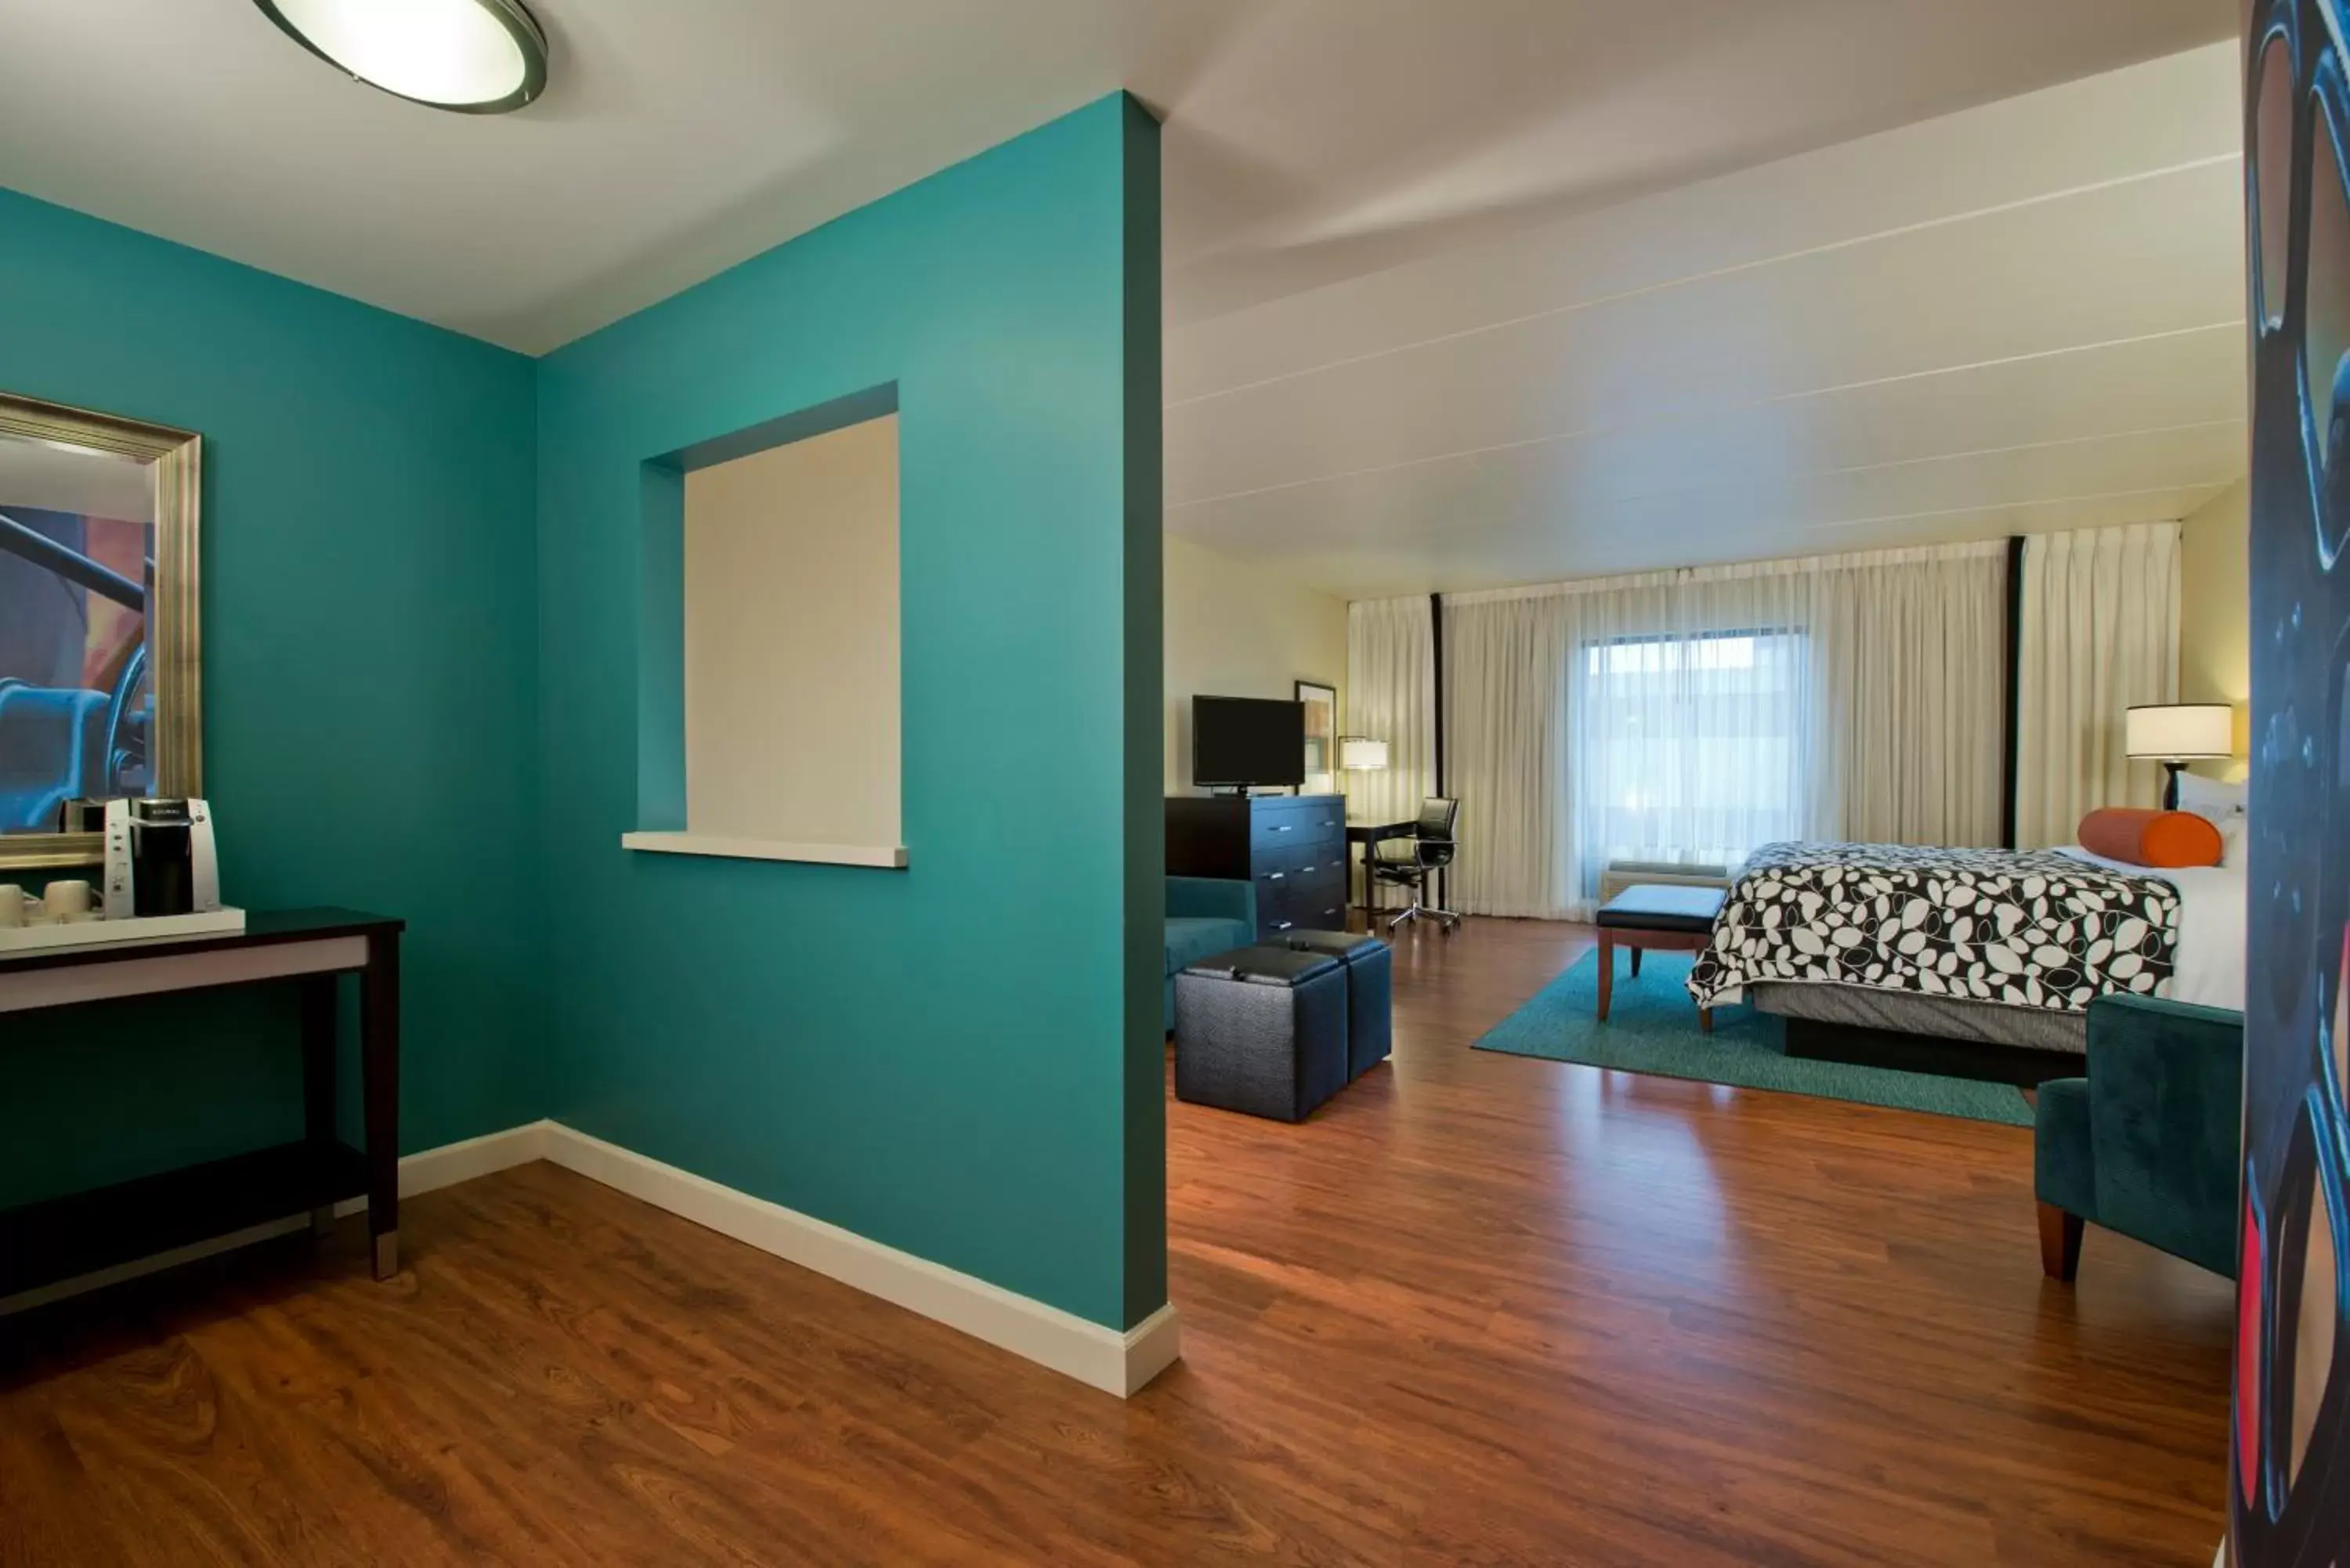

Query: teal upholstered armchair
left=2034, top=992, right=2243, bottom=1281
left=1164, top=877, right=1255, bottom=1031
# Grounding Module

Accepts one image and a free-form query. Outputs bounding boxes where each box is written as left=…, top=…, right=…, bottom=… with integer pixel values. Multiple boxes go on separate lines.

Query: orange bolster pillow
left=2077, top=807, right=2223, bottom=868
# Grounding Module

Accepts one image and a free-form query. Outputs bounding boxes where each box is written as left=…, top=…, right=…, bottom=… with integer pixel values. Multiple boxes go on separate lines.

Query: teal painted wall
left=534, top=95, right=1165, bottom=1330
left=0, top=95, right=1163, bottom=1333
left=0, top=190, right=543, bottom=1206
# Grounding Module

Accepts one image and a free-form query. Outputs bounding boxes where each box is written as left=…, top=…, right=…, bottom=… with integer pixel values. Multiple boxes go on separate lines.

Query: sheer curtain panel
left=1343, top=596, right=1437, bottom=824
left=2013, top=521, right=2182, bottom=848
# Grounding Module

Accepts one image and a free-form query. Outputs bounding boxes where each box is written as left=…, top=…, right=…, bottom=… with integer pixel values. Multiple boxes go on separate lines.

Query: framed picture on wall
left=1296, top=679, right=1337, bottom=795
left=0, top=390, right=203, bottom=872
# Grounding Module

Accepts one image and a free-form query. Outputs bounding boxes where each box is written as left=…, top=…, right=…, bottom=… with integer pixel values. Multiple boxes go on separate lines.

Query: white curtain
left=2014, top=521, right=2182, bottom=848
left=1807, top=547, right=2009, bottom=847
left=1343, top=596, right=1436, bottom=824
left=1444, top=594, right=1573, bottom=918
left=1443, top=541, right=2008, bottom=919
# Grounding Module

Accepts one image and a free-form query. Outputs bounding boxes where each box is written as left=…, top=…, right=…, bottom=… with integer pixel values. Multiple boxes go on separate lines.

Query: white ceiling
left=0, top=1, right=2243, bottom=594
left=1167, top=42, right=2253, bottom=597
left=0, top=0, right=2229, bottom=354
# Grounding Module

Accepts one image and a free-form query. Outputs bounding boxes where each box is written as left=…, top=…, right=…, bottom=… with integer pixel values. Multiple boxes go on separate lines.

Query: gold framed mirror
left=0, top=391, right=201, bottom=872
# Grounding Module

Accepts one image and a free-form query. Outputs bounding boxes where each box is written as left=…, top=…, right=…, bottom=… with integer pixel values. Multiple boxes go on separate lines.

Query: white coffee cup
left=0, top=885, right=26, bottom=929
left=42, top=880, right=94, bottom=921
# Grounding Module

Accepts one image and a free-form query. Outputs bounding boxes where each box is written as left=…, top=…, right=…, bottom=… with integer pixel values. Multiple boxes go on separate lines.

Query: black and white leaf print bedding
left=1686, top=842, right=2179, bottom=1012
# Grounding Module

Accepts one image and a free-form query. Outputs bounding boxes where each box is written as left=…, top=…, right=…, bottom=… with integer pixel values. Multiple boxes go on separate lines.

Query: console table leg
left=300, top=971, right=339, bottom=1241
left=361, top=930, right=401, bottom=1279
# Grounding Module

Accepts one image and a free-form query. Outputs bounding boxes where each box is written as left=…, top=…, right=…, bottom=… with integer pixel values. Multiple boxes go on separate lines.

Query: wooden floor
left=0, top=917, right=2232, bottom=1566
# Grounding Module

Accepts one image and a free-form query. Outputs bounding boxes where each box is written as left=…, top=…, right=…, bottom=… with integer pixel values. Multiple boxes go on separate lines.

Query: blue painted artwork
left=2239, top=1, right=2350, bottom=1559
left=0, top=502, right=153, bottom=832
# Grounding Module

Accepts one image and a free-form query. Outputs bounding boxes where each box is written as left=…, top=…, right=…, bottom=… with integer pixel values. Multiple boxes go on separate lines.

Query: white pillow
left=2171, top=774, right=2249, bottom=867
left=2175, top=772, right=2247, bottom=826
left=2218, top=814, right=2249, bottom=869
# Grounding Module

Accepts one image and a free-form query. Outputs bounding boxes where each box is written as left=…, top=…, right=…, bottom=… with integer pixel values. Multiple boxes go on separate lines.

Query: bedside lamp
left=1340, top=736, right=1389, bottom=772
left=2125, top=704, right=2233, bottom=810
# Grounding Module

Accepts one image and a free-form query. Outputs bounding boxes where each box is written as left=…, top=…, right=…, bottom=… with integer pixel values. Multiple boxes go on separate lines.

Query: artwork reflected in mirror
left=0, top=395, right=201, bottom=870
left=1296, top=680, right=1337, bottom=795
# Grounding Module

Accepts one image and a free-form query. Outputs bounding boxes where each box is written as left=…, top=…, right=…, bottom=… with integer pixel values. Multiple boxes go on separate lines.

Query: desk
left=1345, top=818, right=1418, bottom=913
left=0, top=908, right=405, bottom=1302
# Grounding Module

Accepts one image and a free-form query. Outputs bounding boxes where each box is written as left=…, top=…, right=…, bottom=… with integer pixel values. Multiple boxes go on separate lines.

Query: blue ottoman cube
left=1173, top=945, right=1349, bottom=1122
left=1278, top=930, right=1392, bottom=1079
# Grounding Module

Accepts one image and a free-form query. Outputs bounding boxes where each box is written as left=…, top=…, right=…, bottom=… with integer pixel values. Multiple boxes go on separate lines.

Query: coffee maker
left=101, top=798, right=222, bottom=919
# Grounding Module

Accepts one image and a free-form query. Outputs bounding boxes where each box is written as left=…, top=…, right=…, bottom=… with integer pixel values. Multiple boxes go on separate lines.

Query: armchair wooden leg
left=2038, top=1202, right=2083, bottom=1282
left=1596, top=933, right=1614, bottom=1022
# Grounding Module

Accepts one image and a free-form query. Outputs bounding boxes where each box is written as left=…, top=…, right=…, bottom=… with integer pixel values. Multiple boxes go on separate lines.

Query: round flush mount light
left=254, top=0, right=547, bottom=114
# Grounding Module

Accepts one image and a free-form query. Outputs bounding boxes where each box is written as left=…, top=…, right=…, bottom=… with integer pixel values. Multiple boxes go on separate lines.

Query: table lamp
left=1339, top=736, right=1389, bottom=772
left=2124, top=703, right=2233, bottom=809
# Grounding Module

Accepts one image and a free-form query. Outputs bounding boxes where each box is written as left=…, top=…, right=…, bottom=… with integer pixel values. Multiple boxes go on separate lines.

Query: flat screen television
left=1192, top=696, right=1305, bottom=790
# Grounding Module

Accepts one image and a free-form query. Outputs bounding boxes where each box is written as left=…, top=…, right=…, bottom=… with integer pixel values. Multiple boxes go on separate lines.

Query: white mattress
left=2054, top=845, right=2246, bottom=1013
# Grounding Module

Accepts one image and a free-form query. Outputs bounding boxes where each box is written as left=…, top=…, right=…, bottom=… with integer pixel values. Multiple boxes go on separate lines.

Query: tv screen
left=1193, top=696, right=1305, bottom=788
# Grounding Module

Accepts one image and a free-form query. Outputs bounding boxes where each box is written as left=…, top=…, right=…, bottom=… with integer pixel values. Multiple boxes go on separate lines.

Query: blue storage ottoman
left=1173, top=945, right=1349, bottom=1122
left=1278, top=930, right=1392, bottom=1078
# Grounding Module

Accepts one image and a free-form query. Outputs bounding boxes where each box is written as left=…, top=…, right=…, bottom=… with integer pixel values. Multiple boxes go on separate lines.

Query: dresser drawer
left=1259, top=865, right=1347, bottom=935
left=1249, top=796, right=1344, bottom=853
left=1249, top=806, right=1317, bottom=851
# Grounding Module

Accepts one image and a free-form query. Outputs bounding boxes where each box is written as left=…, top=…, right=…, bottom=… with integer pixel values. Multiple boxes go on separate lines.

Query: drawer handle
left=1299, top=864, right=1317, bottom=875
left=1271, top=824, right=1294, bottom=833
left=1271, top=920, right=1294, bottom=931
left=1266, top=871, right=1285, bottom=881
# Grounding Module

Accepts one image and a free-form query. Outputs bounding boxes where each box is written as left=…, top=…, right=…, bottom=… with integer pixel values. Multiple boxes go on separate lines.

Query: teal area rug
left=1473, top=951, right=2034, bottom=1126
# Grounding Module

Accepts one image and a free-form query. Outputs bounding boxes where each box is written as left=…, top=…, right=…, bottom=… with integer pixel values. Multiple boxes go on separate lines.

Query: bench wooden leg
left=1596, top=933, right=1614, bottom=1021
left=1630, top=946, right=1643, bottom=978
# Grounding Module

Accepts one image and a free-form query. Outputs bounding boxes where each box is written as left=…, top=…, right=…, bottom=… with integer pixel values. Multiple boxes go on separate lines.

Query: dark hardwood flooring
left=0, top=917, right=2232, bottom=1566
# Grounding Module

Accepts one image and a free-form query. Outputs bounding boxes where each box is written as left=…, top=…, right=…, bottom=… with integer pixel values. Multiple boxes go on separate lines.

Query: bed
left=1686, top=840, right=2246, bottom=1058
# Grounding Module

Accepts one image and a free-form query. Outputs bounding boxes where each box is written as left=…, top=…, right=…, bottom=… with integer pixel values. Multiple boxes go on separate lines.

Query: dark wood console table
left=0, top=908, right=403, bottom=1306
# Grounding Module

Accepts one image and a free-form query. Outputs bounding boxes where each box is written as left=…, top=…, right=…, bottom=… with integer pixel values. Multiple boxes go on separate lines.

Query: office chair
left=1370, top=797, right=1462, bottom=933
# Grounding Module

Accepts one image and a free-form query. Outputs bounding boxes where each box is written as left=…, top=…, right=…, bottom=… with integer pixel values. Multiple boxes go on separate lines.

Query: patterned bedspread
left=1685, top=842, right=2180, bottom=1013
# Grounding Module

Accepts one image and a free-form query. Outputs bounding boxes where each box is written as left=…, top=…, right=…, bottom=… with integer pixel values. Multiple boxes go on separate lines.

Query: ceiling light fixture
left=254, top=0, right=547, bottom=114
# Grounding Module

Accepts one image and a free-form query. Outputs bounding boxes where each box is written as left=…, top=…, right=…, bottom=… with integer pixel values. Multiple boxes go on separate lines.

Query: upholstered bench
left=1173, top=946, right=1349, bottom=1122
left=1278, top=929, right=1393, bottom=1079
left=1594, top=883, right=1727, bottom=1033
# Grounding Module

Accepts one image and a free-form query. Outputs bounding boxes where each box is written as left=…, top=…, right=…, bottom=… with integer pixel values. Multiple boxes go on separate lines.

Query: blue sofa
left=2034, top=992, right=2243, bottom=1281
left=1165, top=876, right=1255, bottom=1030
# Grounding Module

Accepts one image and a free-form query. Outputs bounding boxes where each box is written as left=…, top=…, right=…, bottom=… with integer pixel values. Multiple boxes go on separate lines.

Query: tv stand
left=1166, top=794, right=1346, bottom=938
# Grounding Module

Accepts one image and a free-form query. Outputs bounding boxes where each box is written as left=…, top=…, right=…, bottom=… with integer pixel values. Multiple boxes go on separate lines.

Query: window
left=1574, top=627, right=1808, bottom=872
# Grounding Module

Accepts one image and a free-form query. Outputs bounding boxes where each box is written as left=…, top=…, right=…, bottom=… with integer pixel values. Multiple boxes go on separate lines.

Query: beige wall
left=683, top=414, right=901, bottom=847
left=1164, top=534, right=1349, bottom=795
left=2178, top=478, right=2250, bottom=780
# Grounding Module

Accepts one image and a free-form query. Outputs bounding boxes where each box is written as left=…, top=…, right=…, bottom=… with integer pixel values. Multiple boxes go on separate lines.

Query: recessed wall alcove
left=623, top=383, right=906, bottom=869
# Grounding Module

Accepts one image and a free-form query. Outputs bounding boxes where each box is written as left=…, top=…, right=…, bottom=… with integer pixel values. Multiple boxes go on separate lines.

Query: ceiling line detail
left=1167, top=153, right=2240, bottom=410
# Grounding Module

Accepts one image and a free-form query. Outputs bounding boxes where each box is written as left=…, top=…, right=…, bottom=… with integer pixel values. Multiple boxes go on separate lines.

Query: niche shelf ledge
left=621, top=833, right=907, bottom=869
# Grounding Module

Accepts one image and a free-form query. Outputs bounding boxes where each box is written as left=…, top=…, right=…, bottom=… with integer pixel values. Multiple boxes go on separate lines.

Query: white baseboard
left=539, top=1122, right=1180, bottom=1399
left=3, top=1118, right=1183, bottom=1400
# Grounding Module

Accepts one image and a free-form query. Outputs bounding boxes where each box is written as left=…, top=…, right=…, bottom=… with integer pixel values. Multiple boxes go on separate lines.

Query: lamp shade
left=1339, top=735, right=1389, bottom=771
left=2124, top=703, right=2234, bottom=760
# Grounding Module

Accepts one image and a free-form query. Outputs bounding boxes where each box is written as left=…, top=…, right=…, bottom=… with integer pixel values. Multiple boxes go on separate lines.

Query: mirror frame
left=0, top=390, right=202, bottom=872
